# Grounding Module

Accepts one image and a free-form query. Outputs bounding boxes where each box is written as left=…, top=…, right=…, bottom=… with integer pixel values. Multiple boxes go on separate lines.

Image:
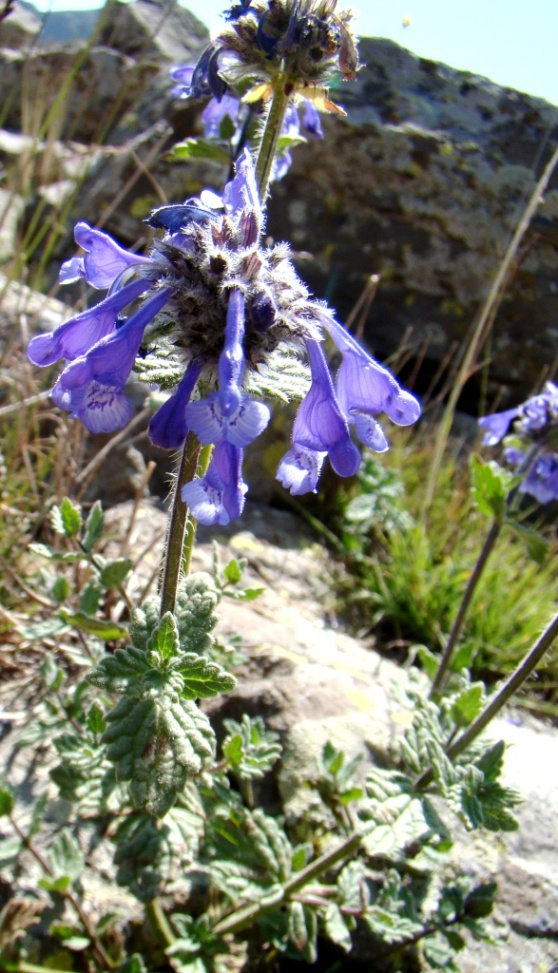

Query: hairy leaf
left=222, top=714, right=281, bottom=781
left=103, top=694, right=215, bottom=817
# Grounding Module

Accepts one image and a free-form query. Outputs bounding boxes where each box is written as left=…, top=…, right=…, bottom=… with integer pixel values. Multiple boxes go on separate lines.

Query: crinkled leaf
left=174, top=574, right=220, bottom=653
left=288, top=902, right=317, bottom=963
left=148, top=611, right=180, bottom=662
left=323, top=902, right=352, bottom=952
left=83, top=500, right=104, bottom=552
left=103, top=694, right=215, bottom=817
left=176, top=654, right=236, bottom=699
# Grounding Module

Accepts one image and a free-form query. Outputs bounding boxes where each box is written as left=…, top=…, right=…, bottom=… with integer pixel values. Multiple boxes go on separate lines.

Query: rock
left=266, top=38, right=558, bottom=403
left=0, top=0, right=41, bottom=49
left=95, top=0, right=208, bottom=64
left=0, top=45, right=159, bottom=143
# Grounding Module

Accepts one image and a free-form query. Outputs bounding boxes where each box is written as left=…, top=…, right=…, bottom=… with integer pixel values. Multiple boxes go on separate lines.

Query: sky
left=30, top=0, right=558, bottom=107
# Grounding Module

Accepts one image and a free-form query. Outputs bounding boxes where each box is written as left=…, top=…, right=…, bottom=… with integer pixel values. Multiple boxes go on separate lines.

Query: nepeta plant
left=4, top=1, right=556, bottom=971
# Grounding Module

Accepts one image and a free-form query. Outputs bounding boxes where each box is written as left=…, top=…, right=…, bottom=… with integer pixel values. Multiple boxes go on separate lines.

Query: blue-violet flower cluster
left=479, top=381, right=558, bottom=504
left=28, top=150, right=420, bottom=526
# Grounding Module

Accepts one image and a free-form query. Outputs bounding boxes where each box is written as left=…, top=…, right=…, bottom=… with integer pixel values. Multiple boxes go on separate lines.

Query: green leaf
left=51, top=497, right=82, bottom=538
left=176, top=654, right=236, bottom=699
left=237, top=587, right=266, bottom=601
left=323, top=902, right=352, bottom=952
left=40, top=655, right=64, bottom=690
left=222, top=715, right=281, bottom=780
left=166, top=138, right=231, bottom=165
left=99, top=558, right=132, bottom=589
left=83, top=501, right=104, bottom=552
left=148, top=612, right=180, bottom=662
left=288, top=902, right=317, bottom=963
left=59, top=610, right=128, bottom=640
left=40, top=829, right=84, bottom=892
left=87, top=702, right=106, bottom=735
left=464, top=882, right=497, bottom=919
left=0, top=782, right=16, bottom=816
left=52, top=575, right=71, bottom=604
left=450, top=684, right=484, bottom=726
left=103, top=694, right=215, bottom=817
left=219, top=112, right=237, bottom=141
left=79, top=580, right=102, bottom=616
left=470, top=454, right=513, bottom=521
left=223, top=558, right=242, bottom=585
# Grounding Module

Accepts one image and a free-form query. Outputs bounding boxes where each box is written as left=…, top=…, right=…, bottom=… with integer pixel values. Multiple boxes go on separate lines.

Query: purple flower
left=185, top=288, right=271, bottom=447
left=28, top=148, right=421, bottom=523
left=277, top=338, right=361, bottom=493
left=479, top=382, right=558, bottom=504
left=51, top=289, right=171, bottom=434
left=28, top=278, right=149, bottom=367
left=148, top=359, right=203, bottom=451
left=59, top=222, right=150, bottom=289
left=182, top=441, right=247, bottom=525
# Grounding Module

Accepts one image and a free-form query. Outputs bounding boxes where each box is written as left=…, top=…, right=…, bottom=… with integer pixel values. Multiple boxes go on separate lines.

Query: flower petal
left=478, top=408, right=519, bottom=446
left=27, top=278, right=150, bottom=367
left=276, top=445, right=326, bottom=495
left=148, top=360, right=203, bottom=450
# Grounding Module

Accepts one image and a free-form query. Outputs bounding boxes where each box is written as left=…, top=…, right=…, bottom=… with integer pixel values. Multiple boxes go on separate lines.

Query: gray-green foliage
left=2, top=497, right=520, bottom=971
left=89, top=583, right=236, bottom=818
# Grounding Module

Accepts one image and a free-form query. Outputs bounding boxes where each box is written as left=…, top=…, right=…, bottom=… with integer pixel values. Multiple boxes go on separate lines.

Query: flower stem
left=416, top=612, right=558, bottom=790
left=255, top=77, right=290, bottom=200
left=430, top=519, right=502, bottom=696
left=160, top=431, right=202, bottom=616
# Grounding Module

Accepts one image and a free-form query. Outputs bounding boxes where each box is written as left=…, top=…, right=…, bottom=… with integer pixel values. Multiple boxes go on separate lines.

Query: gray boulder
left=267, top=38, right=558, bottom=401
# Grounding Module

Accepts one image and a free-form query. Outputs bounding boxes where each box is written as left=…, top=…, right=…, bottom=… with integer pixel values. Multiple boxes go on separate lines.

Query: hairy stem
left=255, top=78, right=290, bottom=200
left=430, top=519, right=502, bottom=696
left=416, top=612, right=558, bottom=790
left=159, top=432, right=202, bottom=616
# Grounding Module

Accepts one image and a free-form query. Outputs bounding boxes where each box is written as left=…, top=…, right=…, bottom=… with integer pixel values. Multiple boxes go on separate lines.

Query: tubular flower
left=28, top=149, right=420, bottom=523
left=479, top=381, right=558, bottom=504
left=188, top=0, right=359, bottom=112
